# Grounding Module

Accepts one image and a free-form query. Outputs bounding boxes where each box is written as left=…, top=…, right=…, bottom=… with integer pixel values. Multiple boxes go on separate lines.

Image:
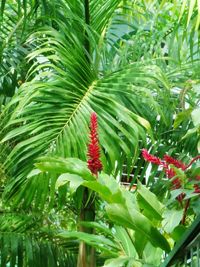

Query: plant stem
left=181, top=199, right=190, bottom=225
left=185, top=155, right=200, bottom=170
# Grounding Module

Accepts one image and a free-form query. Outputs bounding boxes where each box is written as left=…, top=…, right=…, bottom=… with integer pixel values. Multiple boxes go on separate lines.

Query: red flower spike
left=142, top=149, right=162, bottom=165
left=163, top=155, right=186, bottom=170
left=142, top=149, right=184, bottom=201
left=87, top=112, right=103, bottom=176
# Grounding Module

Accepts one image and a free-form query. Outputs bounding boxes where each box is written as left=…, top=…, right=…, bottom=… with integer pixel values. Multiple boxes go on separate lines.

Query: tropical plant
left=142, top=149, right=200, bottom=224
left=33, top=155, right=170, bottom=266
left=0, top=0, right=200, bottom=266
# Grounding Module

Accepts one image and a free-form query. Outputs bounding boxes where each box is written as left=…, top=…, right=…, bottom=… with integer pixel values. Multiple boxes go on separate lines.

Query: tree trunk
left=77, top=188, right=96, bottom=267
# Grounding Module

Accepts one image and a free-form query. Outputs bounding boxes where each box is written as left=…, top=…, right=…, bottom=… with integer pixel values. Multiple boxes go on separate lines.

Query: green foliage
left=0, top=0, right=200, bottom=266
left=35, top=156, right=171, bottom=264
left=0, top=211, right=77, bottom=267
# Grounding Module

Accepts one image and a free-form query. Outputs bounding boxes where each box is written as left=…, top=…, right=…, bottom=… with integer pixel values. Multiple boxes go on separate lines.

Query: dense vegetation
left=0, top=0, right=200, bottom=266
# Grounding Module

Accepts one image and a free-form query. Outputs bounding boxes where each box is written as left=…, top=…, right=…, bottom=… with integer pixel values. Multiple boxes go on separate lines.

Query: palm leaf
left=0, top=211, right=77, bottom=267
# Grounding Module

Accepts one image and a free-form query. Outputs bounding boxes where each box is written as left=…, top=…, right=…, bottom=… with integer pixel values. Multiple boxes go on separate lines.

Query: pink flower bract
left=87, top=112, right=103, bottom=176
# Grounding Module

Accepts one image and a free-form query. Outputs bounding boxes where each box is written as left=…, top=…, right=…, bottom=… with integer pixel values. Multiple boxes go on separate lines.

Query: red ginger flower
left=87, top=112, right=103, bottom=176
left=142, top=149, right=162, bottom=165
left=163, top=155, right=186, bottom=170
left=142, top=149, right=184, bottom=201
left=142, top=149, right=200, bottom=198
left=163, top=155, right=185, bottom=191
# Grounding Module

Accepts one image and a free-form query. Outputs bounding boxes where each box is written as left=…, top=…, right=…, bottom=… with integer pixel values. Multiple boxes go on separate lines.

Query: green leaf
left=162, top=209, right=183, bottom=233
left=143, top=242, right=163, bottom=266
left=56, top=173, right=84, bottom=191
left=35, top=157, right=94, bottom=181
left=137, top=181, right=164, bottom=221
left=106, top=203, right=170, bottom=252
left=27, top=169, right=42, bottom=178
left=191, top=167, right=200, bottom=177
left=83, top=173, right=127, bottom=204
left=182, top=126, right=199, bottom=139
left=77, top=173, right=170, bottom=252
left=58, top=231, right=118, bottom=254
left=187, top=0, right=196, bottom=26
left=171, top=225, right=186, bottom=242
left=132, top=230, right=148, bottom=259
left=114, top=226, right=137, bottom=257
left=173, top=109, right=192, bottom=129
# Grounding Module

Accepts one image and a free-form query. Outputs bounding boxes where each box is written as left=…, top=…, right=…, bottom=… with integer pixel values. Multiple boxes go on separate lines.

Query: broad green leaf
left=56, top=173, right=84, bottom=190
left=35, top=157, right=94, bottom=181
left=137, top=182, right=164, bottom=221
left=162, top=209, right=183, bottom=233
left=171, top=225, right=186, bottom=242
left=106, top=203, right=170, bottom=252
left=114, top=226, right=137, bottom=257
left=83, top=173, right=128, bottom=204
left=143, top=242, right=163, bottom=266
left=73, top=173, right=170, bottom=252
left=84, top=173, right=140, bottom=209
left=133, top=230, right=148, bottom=259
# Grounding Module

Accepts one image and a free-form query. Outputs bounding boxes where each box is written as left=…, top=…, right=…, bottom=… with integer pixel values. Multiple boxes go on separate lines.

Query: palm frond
left=0, top=211, right=77, bottom=267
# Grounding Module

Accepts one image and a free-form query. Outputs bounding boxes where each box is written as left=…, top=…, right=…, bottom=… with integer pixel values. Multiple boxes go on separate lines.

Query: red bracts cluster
left=142, top=149, right=162, bottom=165
left=87, top=113, right=103, bottom=176
left=163, top=155, right=186, bottom=170
left=142, top=149, right=200, bottom=200
left=142, top=149, right=182, bottom=189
